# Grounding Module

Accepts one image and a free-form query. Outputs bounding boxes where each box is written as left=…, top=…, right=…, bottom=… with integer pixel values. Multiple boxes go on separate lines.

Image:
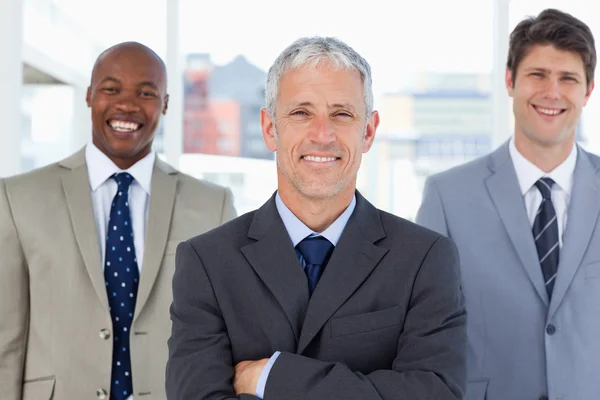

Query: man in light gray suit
left=167, top=36, right=467, bottom=400
left=417, top=9, right=598, bottom=400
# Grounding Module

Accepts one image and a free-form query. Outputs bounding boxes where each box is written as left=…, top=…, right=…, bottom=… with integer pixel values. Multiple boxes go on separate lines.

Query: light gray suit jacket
left=416, top=141, right=600, bottom=400
left=0, top=148, right=236, bottom=400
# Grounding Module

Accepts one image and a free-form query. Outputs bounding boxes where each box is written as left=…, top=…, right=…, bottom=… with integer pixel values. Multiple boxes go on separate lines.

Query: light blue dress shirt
left=255, top=191, right=356, bottom=398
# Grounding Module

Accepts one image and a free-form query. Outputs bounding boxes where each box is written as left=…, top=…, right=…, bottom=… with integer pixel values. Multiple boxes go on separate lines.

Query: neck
left=111, top=155, right=147, bottom=170
left=514, top=132, right=574, bottom=173
left=93, top=140, right=151, bottom=170
left=278, top=186, right=355, bottom=233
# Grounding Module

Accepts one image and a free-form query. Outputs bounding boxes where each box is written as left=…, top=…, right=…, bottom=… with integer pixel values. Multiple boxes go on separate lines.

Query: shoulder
left=175, top=171, right=232, bottom=197
left=2, top=159, right=68, bottom=195
left=184, top=209, right=256, bottom=251
left=378, top=209, right=448, bottom=246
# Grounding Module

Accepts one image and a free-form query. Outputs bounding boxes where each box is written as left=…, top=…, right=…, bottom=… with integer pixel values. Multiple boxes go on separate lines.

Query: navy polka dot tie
left=104, top=172, right=139, bottom=400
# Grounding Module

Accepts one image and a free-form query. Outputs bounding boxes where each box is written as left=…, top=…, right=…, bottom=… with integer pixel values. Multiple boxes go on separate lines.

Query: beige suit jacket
left=0, top=149, right=236, bottom=399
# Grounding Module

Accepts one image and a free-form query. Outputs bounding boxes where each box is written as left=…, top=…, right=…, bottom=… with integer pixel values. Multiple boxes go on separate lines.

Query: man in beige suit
left=0, top=42, right=236, bottom=400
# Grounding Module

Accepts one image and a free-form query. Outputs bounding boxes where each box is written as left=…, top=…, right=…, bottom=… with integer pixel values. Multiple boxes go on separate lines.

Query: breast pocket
left=584, top=260, right=600, bottom=280
left=466, top=380, right=488, bottom=400
left=22, top=378, right=55, bottom=400
left=330, top=305, right=404, bottom=338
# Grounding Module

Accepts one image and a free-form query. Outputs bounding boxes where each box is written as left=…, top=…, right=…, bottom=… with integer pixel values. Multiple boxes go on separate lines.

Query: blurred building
left=363, top=73, right=494, bottom=220
left=183, top=54, right=270, bottom=160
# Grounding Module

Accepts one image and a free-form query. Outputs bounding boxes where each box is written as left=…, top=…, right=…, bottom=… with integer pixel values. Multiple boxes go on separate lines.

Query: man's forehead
left=92, top=58, right=165, bottom=86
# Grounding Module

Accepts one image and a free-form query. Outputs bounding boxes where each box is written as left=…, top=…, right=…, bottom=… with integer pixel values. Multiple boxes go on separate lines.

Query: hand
left=233, top=358, right=270, bottom=395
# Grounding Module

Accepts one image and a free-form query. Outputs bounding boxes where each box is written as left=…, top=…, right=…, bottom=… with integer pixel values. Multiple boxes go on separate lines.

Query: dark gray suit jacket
left=166, top=191, right=466, bottom=400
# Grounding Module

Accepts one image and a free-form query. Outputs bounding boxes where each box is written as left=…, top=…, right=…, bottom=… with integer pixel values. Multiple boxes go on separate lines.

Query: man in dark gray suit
left=417, top=9, right=598, bottom=400
left=166, top=36, right=466, bottom=400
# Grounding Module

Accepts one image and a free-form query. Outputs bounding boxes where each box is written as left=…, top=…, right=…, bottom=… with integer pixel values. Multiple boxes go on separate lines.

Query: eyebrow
left=525, top=67, right=583, bottom=78
left=98, top=77, right=121, bottom=85
left=138, top=81, right=160, bottom=90
left=292, top=101, right=358, bottom=112
left=98, top=76, right=160, bottom=90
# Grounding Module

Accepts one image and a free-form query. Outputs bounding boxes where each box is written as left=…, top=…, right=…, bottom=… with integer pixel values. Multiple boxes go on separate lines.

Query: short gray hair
left=265, top=36, right=374, bottom=119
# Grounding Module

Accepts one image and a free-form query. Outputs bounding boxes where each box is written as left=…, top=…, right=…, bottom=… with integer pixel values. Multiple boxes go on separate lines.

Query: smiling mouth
left=107, top=119, right=143, bottom=133
left=302, top=156, right=339, bottom=163
left=532, top=105, right=566, bottom=117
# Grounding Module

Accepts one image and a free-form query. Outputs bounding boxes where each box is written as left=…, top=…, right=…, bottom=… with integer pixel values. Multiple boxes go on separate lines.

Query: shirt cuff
left=255, top=351, right=281, bottom=399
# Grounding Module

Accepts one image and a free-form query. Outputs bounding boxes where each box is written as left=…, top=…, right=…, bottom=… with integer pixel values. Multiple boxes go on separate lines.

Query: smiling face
left=261, top=63, right=378, bottom=203
left=86, top=43, right=169, bottom=169
left=507, top=44, right=593, bottom=150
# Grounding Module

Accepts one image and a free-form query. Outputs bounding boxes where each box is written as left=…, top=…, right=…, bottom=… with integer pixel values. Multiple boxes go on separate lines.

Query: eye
left=140, top=91, right=157, bottom=98
left=291, top=110, right=309, bottom=116
left=562, top=76, right=578, bottom=82
left=102, top=87, right=118, bottom=94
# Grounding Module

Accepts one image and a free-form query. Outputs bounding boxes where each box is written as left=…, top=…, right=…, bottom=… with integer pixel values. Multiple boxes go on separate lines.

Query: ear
left=361, top=111, right=380, bottom=153
left=505, top=68, right=515, bottom=97
left=261, top=108, right=277, bottom=152
left=163, top=94, right=170, bottom=115
left=86, top=87, right=92, bottom=107
left=584, top=80, right=595, bottom=106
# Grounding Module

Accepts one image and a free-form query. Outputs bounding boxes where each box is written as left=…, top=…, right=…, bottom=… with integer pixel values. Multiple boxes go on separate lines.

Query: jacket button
left=96, top=388, right=108, bottom=399
left=99, top=329, right=111, bottom=340
left=546, top=324, right=556, bottom=335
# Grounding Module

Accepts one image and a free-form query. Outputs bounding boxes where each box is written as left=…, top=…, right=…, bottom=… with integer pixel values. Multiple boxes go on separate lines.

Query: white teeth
left=109, top=120, right=140, bottom=132
left=536, top=106, right=563, bottom=116
left=303, top=156, right=337, bottom=163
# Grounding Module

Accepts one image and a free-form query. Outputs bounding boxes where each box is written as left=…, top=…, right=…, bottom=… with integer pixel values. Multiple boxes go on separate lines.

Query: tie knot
left=112, top=172, right=135, bottom=190
left=296, top=236, right=334, bottom=266
left=534, top=177, right=555, bottom=200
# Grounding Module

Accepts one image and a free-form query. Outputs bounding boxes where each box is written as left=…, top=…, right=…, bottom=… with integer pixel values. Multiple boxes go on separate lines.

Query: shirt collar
left=85, top=142, right=155, bottom=195
left=275, top=191, right=356, bottom=247
left=509, top=136, right=577, bottom=196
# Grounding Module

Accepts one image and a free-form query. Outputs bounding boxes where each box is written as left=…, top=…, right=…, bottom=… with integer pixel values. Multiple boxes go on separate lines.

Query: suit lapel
left=297, top=193, right=388, bottom=354
left=241, top=195, right=310, bottom=342
left=549, top=148, right=600, bottom=318
left=60, top=149, right=109, bottom=310
left=134, top=159, right=177, bottom=321
left=484, top=144, right=549, bottom=306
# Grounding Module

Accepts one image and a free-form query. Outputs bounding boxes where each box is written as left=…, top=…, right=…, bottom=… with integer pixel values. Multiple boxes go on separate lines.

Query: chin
left=534, top=133, right=573, bottom=146
left=298, top=184, right=343, bottom=200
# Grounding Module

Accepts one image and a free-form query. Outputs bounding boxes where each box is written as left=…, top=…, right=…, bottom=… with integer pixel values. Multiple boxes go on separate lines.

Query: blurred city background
left=3, top=0, right=599, bottom=218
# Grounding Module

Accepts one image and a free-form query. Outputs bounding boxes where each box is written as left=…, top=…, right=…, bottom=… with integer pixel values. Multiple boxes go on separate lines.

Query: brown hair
left=507, top=8, right=596, bottom=87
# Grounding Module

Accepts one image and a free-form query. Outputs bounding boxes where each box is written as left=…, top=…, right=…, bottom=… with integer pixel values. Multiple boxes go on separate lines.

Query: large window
left=177, top=0, right=495, bottom=217
left=15, top=0, right=600, bottom=218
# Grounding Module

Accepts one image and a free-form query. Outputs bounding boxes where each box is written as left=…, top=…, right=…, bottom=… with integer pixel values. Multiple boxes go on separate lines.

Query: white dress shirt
left=85, top=143, right=155, bottom=400
left=85, top=143, right=155, bottom=271
left=509, top=137, right=577, bottom=247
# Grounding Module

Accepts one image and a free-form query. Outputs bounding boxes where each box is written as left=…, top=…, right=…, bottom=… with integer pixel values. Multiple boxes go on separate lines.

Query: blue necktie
left=532, top=177, right=559, bottom=300
left=296, top=236, right=334, bottom=295
left=104, top=173, right=139, bottom=400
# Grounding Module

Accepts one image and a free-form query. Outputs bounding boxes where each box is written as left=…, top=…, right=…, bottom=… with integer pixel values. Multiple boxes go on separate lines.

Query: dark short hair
left=507, top=8, right=596, bottom=87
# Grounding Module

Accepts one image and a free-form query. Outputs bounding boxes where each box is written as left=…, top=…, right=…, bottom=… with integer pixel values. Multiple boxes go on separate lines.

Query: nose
left=542, top=79, right=561, bottom=100
left=307, top=115, right=335, bottom=144
left=114, top=93, right=141, bottom=113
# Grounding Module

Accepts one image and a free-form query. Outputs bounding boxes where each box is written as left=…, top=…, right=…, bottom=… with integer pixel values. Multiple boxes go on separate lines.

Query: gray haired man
left=166, top=36, right=467, bottom=400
